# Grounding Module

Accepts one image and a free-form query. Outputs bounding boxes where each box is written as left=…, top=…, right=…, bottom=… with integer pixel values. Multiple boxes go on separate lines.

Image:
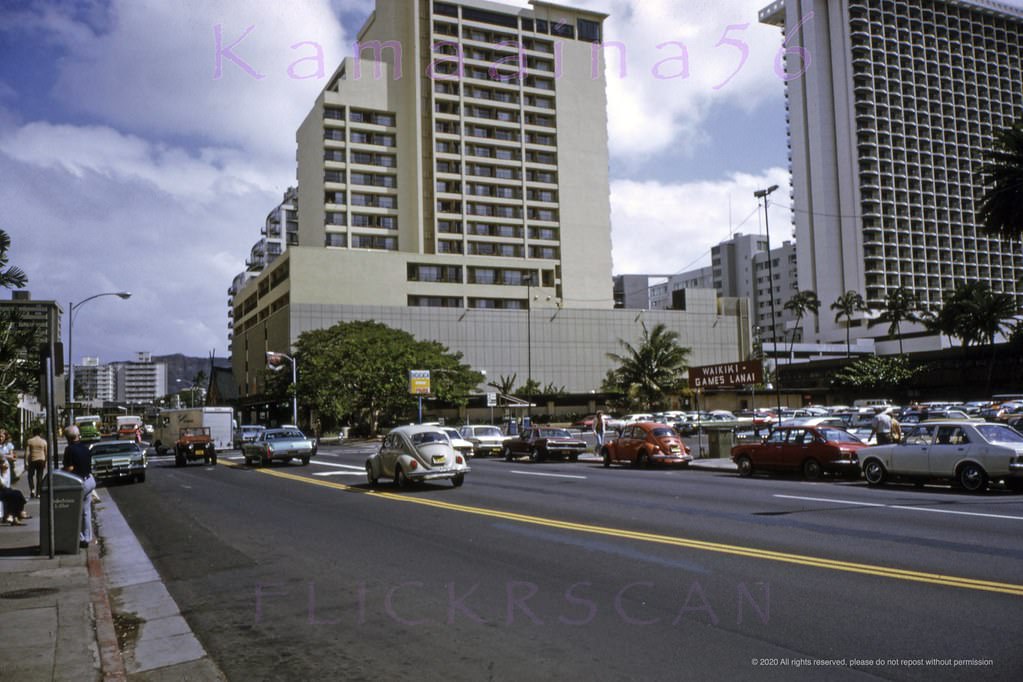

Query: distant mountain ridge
left=139, top=353, right=230, bottom=391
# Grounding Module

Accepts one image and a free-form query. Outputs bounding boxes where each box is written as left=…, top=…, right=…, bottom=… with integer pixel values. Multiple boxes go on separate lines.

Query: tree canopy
left=977, top=120, right=1023, bottom=241
left=603, top=322, right=691, bottom=411
left=293, top=320, right=482, bottom=435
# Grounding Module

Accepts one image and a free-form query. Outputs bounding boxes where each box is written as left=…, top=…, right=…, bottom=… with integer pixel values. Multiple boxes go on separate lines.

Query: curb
left=87, top=541, right=127, bottom=681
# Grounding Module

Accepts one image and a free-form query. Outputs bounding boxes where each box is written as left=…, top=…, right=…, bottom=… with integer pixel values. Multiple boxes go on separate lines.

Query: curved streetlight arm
left=68, top=291, right=132, bottom=421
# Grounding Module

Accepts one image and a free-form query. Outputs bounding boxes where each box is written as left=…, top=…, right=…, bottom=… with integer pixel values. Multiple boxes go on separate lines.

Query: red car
left=730, top=425, right=866, bottom=479
left=601, top=422, right=692, bottom=468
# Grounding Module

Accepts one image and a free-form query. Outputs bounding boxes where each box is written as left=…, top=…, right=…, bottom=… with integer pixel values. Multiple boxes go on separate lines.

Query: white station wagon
left=366, top=425, right=471, bottom=488
left=859, top=420, right=1023, bottom=492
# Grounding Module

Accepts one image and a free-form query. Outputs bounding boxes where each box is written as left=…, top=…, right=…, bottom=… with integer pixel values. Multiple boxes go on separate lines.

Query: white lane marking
left=312, top=462, right=365, bottom=470
left=313, top=471, right=366, bottom=477
left=774, top=494, right=1023, bottom=521
left=510, top=470, right=587, bottom=480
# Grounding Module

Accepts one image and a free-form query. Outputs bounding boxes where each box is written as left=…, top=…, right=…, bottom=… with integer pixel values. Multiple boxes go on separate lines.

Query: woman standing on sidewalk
left=0, top=429, right=15, bottom=479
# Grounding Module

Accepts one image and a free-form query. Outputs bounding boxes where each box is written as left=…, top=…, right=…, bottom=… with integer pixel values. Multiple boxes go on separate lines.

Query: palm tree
left=868, top=287, right=920, bottom=355
left=783, top=290, right=821, bottom=359
left=606, top=323, right=691, bottom=411
left=0, top=230, right=28, bottom=290
left=831, top=291, right=868, bottom=358
left=977, top=121, right=1023, bottom=240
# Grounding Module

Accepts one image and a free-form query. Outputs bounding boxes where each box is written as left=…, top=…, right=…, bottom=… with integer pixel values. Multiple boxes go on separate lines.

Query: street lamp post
left=523, top=272, right=534, bottom=422
left=68, top=291, right=131, bottom=421
left=754, top=185, right=783, bottom=419
left=267, top=351, right=298, bottom=426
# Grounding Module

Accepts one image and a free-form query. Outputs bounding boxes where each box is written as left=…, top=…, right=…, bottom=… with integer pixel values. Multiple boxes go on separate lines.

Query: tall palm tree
left=606, top=323, right=691, bottom=411
left=831, top=290, right=868, bottom=358
left=977, top=121, right=1023, bottom=240
left=869, top=287, right=921, bottom=355
left=783, top=290, right=821, bottom=359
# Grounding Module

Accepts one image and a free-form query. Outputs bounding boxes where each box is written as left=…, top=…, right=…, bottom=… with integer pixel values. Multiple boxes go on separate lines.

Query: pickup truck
left=242, top=427, right=317, bottom=466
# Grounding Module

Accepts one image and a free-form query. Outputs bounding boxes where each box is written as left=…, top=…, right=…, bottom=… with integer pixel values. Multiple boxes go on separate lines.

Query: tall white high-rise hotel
left=230, top=0, right=753, bottom=401
left=761, top=0, right=1023, bottom=342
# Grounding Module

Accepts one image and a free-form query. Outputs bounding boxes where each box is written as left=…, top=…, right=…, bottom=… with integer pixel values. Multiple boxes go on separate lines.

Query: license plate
left=195, top=448, right=205, bottom=455
left=432, top=455, right=447, bottom=465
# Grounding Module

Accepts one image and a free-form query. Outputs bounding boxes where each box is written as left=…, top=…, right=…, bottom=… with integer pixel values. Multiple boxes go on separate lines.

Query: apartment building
left=73, top=357, right=116, bottom=404
left=110, top=352, right=167, bottom=405
left=231, top=0, right=752, bottom=404
left=760, top=0, right=1023, bottom=344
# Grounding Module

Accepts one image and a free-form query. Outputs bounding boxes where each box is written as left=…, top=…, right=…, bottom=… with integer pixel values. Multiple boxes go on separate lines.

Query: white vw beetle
left=859, top=420, right=1023, bottom=492
left=366, top=425, right=470, bottom=488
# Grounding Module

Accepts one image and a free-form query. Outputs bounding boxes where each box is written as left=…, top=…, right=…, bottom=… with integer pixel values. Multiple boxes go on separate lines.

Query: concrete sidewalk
left=0, top=468, right=224, bottom=681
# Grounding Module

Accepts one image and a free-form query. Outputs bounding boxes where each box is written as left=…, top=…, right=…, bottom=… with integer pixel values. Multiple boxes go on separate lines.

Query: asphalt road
left=107, top=443, right=1023, bottom=681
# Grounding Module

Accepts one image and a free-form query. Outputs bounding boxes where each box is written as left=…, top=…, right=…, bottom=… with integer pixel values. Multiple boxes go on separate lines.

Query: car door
left=927, top=425, right=971, bottom=478
left=893, top=424, right=935, bottom=475
left=379, top=433, right=401, bottom=477
left=778, top=428, right=808, bottom=472
left=758, top=428, right=788, bottom=470
left=613, top=425, right=636, bottom=463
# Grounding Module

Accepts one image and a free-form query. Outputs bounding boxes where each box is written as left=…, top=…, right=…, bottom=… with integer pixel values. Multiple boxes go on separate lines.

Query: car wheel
left=395, top=466, right=410, bottom=489
left=175, top=451, right=185, bottom=467
left=958, top=462, right=988, bottom=493
left=569, top=454, right=578, bottom=462
left=261, top=453, right=271, bottom=468
left=244, top=456, right=252, bottom=465
left=136, top=472, right=146, bottom=483
left=504, top=446, right=513, bottom=462
left=301, top=456, right=310, bottom=466
left=863, top=459, right=886, bottom=486
left=601, top=448, right=611, bottom=468
left=530, top=448, right=541, bottom=463
left=736, top=455, right=753, bottom=478
left=452, top=473, right=465, bottom=488
left=210, top=449, right=217, bottom=465
left=802, top=458, right=822, bottom=481
left=366, top=462, right=378, bottom=487
left=638, top=452, right=650, bottom=468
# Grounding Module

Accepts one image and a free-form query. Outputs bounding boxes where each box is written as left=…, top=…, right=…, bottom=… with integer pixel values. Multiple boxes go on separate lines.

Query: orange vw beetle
left=601, top=422, right=692, bottom=468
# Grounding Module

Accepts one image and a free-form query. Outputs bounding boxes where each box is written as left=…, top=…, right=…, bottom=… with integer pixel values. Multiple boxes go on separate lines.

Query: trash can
left=706, top=429, right=735, bottom=459
left=40, top=470, right=84, bottom=555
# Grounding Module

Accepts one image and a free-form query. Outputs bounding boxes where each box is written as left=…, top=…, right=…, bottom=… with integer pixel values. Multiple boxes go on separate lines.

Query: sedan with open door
left=859, top=421, right=1023, bottom=492
left=731, top=425, right=867, bottom=480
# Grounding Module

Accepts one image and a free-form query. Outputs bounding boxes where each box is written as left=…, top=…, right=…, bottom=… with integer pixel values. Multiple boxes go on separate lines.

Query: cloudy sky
left=0, top=0, right=895, bottom=361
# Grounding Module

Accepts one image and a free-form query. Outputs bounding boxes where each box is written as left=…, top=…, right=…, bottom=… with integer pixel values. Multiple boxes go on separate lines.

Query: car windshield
left=975, top=424, right=1023, bottom=444
left=442, top=429, right=462, bottom=440
left=539, top=428, right=571, bottom=438
left=474, top=427, right=502, bottom=438
left=267, top=429, right=304, bottom=439
left=818, top=428, right=862, bottom=444
left=411, top=431, right=448, bottom=445
left=651, top=427, right=675, bottom=437
left=91, top=444, right=139, bottom=455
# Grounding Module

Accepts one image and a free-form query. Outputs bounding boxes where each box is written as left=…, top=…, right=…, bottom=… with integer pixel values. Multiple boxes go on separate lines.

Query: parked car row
left=730, top=419, right=1023, bottom=493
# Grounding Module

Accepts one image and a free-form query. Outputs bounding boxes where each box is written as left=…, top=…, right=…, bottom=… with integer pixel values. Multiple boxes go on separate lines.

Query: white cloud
left=32, top=0, right=350, bottom=163
left=610, top=167, right=792, bottom=275
left=570, top=0, right=790, bottom=159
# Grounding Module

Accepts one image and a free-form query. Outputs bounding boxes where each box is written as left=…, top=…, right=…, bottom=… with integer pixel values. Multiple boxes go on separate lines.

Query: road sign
left=486, top=392, right=497, bottom=407
left=688, top=360, right=763, bottom=389
left=409, top=370, right=431, bottom=395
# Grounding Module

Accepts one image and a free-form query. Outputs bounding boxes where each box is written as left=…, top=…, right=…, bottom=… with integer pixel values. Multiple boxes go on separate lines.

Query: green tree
left=604, top=323, right=691, bottom=411
left=294, top=321, right=482, bottom=435
left=783, top=290, right=821, bottom=358
left=977, top=120, right=1023, bottom=240
left=0, top=229, right=31, bottom=432
left=868, top=287, right=920, bottom=355
left=831, top=290, right=868, bottom=358
left=0, top=230, right=28, bottom=290
left=831, top=355, right=924, bottom=392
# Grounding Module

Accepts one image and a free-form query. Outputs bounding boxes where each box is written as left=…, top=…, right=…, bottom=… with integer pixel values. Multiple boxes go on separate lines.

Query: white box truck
left=153, top=407, right=234, bottom=454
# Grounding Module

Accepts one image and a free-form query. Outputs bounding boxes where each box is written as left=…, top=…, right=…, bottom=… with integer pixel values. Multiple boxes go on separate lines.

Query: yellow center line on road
left=221, top=461, right=1023, bottom=597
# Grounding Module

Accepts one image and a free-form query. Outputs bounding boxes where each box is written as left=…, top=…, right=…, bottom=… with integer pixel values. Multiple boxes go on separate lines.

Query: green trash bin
left=40, top=470, right=83, bottom=555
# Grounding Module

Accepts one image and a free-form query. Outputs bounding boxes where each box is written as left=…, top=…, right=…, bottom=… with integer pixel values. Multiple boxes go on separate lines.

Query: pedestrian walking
left=62, top=425, right=96, bottom=548
left=593, top=410, right=606, bottom=452
left=869, top=408, right=895, bottom=445
left=25, top=427, right=48, bottom=498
